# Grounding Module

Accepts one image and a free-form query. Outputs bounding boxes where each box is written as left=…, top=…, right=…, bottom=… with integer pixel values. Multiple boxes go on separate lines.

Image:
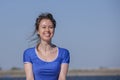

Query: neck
left=38, top=40, right=52, bottom=52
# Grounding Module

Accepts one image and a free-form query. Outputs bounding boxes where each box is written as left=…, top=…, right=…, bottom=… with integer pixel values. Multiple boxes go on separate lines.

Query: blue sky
left=0, top=0, right=120, bottom=70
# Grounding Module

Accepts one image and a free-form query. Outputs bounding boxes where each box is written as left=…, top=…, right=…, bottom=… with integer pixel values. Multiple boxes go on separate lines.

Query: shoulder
left=58, top=47, right=70, bottom=63
left=23, top=47, right=35, bottom=55
left=58, top=47, right=69, bottom=53
left=58, top=47, right=70, bottom=56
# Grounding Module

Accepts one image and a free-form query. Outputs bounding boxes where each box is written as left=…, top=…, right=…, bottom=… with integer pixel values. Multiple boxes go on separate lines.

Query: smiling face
left=37, top=19, right=55, bottom=42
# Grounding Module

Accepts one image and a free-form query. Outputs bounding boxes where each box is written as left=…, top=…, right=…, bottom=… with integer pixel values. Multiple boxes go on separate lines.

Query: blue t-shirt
left=23, top=47, right=70, bottom=80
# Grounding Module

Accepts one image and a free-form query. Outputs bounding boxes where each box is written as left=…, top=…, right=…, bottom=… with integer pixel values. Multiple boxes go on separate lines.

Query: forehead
left=40, top=19, right=53, bottom=25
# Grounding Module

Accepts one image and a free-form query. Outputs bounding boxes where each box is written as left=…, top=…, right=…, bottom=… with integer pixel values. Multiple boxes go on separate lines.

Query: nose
left=45, top=27, right=49, bottom=31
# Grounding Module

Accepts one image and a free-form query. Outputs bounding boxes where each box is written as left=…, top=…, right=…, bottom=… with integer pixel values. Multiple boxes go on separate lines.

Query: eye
left=49, top=26, right=54, bottom=29
left=50, top=27, right=54, bottom=29
left=41, top=26, right=46, bottom=29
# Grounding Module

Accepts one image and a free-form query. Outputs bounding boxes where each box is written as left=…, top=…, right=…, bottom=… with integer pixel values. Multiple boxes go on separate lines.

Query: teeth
left=44, top=33, right=50, bottom=36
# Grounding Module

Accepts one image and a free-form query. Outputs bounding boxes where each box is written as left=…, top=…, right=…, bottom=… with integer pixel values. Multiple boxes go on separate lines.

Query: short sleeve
left=62, top=49, right=70, bottom=64
left=23, top=49, right=32, bottom=63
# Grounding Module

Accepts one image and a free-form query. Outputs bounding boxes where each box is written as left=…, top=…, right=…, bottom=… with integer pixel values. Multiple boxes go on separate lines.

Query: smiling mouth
left=44, top=33, right=51, bottom=37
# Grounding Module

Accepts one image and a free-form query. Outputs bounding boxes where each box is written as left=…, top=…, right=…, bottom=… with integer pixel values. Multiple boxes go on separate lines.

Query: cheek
left=37, top=28, right=43, bottom=34
left=52, top=28, right=55, bottom=32
left=51, top=30, right=55, bottom=34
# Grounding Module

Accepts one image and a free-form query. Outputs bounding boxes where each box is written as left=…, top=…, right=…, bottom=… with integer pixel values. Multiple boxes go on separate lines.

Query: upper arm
left=23, top=49, right=34, bottom=80
left=58, top=49, right=70, bottom=80
left=24, top=63, right=34, bottom=80
left=58, top=63, right=69, bottom=80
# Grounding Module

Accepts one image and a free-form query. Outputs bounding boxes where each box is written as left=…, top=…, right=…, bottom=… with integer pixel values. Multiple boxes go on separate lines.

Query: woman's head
left=34, top=12, right=56, bottom=42
left=35, top=12, right=56, bottom=32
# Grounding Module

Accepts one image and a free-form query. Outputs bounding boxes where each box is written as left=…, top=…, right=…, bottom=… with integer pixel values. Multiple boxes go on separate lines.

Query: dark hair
left=31, top=12, right=56, bottom=43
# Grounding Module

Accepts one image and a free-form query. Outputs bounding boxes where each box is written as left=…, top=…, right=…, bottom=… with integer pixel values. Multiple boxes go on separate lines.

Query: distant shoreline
left=68, top=68, right=120, bottom=76
left=0, top=68, right=120, bottom=77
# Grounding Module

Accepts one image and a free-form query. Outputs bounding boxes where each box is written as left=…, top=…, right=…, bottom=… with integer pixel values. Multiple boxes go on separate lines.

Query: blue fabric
left=23, top=47, right=70, bottom=80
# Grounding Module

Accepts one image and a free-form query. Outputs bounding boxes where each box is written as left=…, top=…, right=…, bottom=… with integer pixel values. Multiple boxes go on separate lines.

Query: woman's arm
left=24, top=63, right=34, bottom=80
left=58, top=63, right=69, bottom=80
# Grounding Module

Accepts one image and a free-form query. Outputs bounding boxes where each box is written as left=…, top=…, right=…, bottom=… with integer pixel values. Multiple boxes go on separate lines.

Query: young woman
left=23, top=12, right=70, bottom=80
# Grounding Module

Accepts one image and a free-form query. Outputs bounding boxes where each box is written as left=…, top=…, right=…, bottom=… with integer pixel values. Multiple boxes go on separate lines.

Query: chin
left=43, top=38, right=52, bottom=42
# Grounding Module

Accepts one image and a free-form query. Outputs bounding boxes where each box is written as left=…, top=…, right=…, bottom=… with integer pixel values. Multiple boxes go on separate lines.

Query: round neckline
left=34, top=47, right=59, bottom=63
